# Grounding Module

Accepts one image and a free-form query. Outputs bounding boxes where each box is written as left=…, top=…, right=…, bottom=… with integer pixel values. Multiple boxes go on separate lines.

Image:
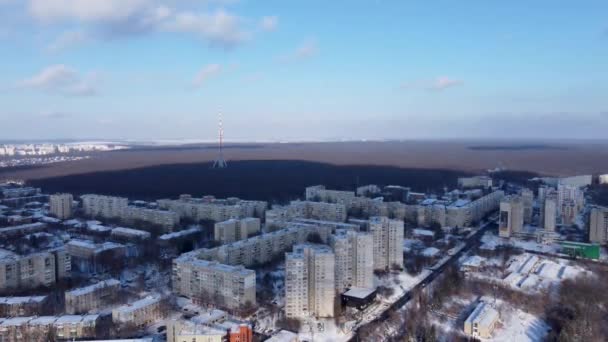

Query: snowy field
left=480, top=232, right=561, bottom=254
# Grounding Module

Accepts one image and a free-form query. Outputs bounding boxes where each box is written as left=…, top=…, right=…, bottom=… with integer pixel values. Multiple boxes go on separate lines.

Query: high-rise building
left=330, top=229, right=374, bottom=292
left=590, top=206, right=608, bottom=245
left=81, top=194, right=128, bottom=219
left=49, top=193, right=73, bottom=219
left=498, top=196, right=524, bottom=238
left=285, top=244, right=335, bottom=319
left=544, top=193, right=558, bottom=232
left=369, top=216, right=404, bottom=270
left=0, top=248, right=71, bottom=291
left=521, top=189, right=534, bottom=224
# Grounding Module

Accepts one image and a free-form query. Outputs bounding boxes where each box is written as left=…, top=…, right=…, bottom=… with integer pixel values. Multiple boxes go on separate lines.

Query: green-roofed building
left=560, top=241, right=600, bottom=260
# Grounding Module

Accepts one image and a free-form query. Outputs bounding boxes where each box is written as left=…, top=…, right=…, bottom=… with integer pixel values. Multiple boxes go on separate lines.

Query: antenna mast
left=212, top=110, right=228, bottom=168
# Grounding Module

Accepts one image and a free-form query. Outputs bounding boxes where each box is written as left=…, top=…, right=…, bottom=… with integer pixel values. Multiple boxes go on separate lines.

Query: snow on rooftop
left=114, top=295, right=161, bottom=315
left=111, top=227, right=151, bottom=239
left=66, top=279, right=120, bottom=297
left=0, top=295, right=47, bottom=305
left=422, top=247, right=440, bottom=257
left=343, top=287, right=376, bottom=299
left=461, top=255, right=485, bottom=268
left=159, top=227, right=201, bottom=240
left=266, top=330, right=299, bottom=342
left=413, top=228, right=435, bottom=237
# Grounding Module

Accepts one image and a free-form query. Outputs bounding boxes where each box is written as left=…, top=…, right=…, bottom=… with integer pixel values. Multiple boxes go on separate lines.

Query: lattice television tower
left=212, top=111, right=228, bottom=168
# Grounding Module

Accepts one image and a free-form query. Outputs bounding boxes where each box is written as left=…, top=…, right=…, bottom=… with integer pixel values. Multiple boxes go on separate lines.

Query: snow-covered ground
left=480, top=232, right=561, bottom=254
left=491, top=302, right=550, bottom=342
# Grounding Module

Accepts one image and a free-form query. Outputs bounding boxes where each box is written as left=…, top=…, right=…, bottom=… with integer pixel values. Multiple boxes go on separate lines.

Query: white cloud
left=401, top=77, right=463, bottom=91
left=294, top=39, right=318, bottom=59
left=429, top=77, right=462, bottom=90
left=260, top=16, right=278, bottom=31
left=47, top=30, right=89, bottom=52
left=162, top=9, right=249, bottom=48
left=193, top=64, right=221, bottom=87
left=18, top=64, right=100, bottom=96
left=28, top=0, right=149, bottom=22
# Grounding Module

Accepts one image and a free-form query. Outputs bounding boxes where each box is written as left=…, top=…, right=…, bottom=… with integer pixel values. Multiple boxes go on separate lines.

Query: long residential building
left=305, top=185, right=356, bottom=204
left=172, top=257, right=256, bottom=310
left=369, top=216, right=404, bottom=270
left=266, top=201, right=347, bottom=227
left=285, top=244, right=335, bottom=319
left=0, top=248, right=71, bottom=291
left=157, top=195, right=267, bottom=222
left=330, top=229, right=374, bottom=292
left=81, top=194, right=179, bottom=230
left=112, top=295, right=164, bottom=328
left=65, top=279, right=120, bottom=314
left=0, top=314, right=104, bottom=341
left=192, top=224, right=332, bottom=267
left=0, top=296, right=50, bottom=317
left=590, top=206, right=608, bottom=245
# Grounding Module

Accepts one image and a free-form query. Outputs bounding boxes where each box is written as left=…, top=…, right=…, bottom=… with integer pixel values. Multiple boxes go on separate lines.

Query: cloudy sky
left=1, top=0, right=607, bottom=141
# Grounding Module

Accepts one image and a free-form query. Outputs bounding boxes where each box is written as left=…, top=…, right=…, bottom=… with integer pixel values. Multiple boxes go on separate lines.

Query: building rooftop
left=159, top=227, right=201, bottom=240
left=0, top=295, right=47, bottom=305
left=114, top=295, right=161, bottom=315
left=266, top=330, right=299, bottom=342
left=343, top=287, right=376, bottom=299
left=465, top=302, right=499, bottom=329
left=66, top=279, right=121, bottom=297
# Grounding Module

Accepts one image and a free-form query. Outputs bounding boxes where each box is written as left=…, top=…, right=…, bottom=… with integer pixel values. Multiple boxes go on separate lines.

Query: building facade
left=0, top=248, right=71, bottom=291
left=112, top=295, right=164, bottom=328
left=498, top=196, right=524, bottom=238
left=285, top=244, right=335, bottom=319
left=172, top=258, right=256, bottom=310
left=49, top=193, right=73, bottom=219
left=65, top=279, right=120, bottom=314
left=369, top=216, right=404, bottom=270
left=214, top=218, right=261, bottom=244
left=330, top=229, right=374, bottom=292
left=590, top=206, right=608, bottom=245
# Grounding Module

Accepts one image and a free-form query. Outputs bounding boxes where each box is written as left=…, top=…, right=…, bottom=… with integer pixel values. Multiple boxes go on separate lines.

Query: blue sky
left=1, top=0, right=607, bottom=141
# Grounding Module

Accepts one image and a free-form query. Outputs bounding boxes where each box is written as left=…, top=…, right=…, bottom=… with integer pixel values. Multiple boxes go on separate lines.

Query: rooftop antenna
left=212, top=110, right=228, bottom=168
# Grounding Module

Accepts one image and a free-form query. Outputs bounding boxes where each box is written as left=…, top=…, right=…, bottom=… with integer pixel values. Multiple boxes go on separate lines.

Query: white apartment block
left=49, top=193, right=73, bottom=219
left=167, top=319, right=226, bottom=342
left=123, top=206, right=180, bottom=231
left=369, top=216, right=404, bottom=270
left=157, top=195, right=267, bottom=222
left=305, top=185, right=356, bottom=205
left=521, top=189, right=534, bottom=224
left=81, top=194, right=128, bottom=219
left=330, top=229, right=374, bottom=292
left=266, top=201, right=347, bottom=227
left=285, top=244, right=335, bottom=319
left=557, top=184, right=585, bottom=217
left=0, top=248, right=71, bottom=291
left=112, top=295, right=164, bottom=328
left=214, top=217, right=261, bottom=244
left=590, top=206, right=608, bottom=245
left=172, top=257, right=256, bottom=310
left=544, top=194, right=558, bottom=232
left=193, top=224, right=332, bottom=267
left=498, top=196, right=524, bottom=238
left=0, top=314, right=101, bottom=341
left=65, top=279, right=120, bottom=314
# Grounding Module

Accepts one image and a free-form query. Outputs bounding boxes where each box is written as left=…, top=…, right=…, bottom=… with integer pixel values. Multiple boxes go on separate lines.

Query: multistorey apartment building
left=369, top=216, right=404, bottom=270
left=305, top=185, right=356, bottom=204
left=112, top=295, right=164, bottom=328
left=285, top=244, right=335, bottom=319
left=66, top=239, right=126, bottom=274
left=0, top=296, right=50, bottom=317
left=590, top=206, right=608, bottom=245
left=81, top=194, right=128, bottom=219
left=172, top=257, right=256, bottom=310
left=330, top=229, right=374, bottom=292
left=157, top=195, right=267, bottom=222
left=49, top=193, right=73, bottom=219
left=65, top=279, right=120, bottom=314
left=0, top=248, right=71, bottom=291
left=266, top=200, right=347, bottom=227
left=457, top=176, right=493, bottom=189
left=521, top=188, right=534, bottom=224
left=498, top=196, right=524, bottom=238
left=0, top=314, right=104, bottom=341
left=193, top=224, right=332, bottom=267
left=544, top=192, right=558, bottom=232
left=214, top=218, right=261, bottom=244
left=81, top=194, right=179, bottom=231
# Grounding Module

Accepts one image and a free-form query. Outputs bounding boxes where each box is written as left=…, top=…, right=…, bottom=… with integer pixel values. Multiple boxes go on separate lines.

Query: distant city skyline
left=1, top=0, right=607, bottom=140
